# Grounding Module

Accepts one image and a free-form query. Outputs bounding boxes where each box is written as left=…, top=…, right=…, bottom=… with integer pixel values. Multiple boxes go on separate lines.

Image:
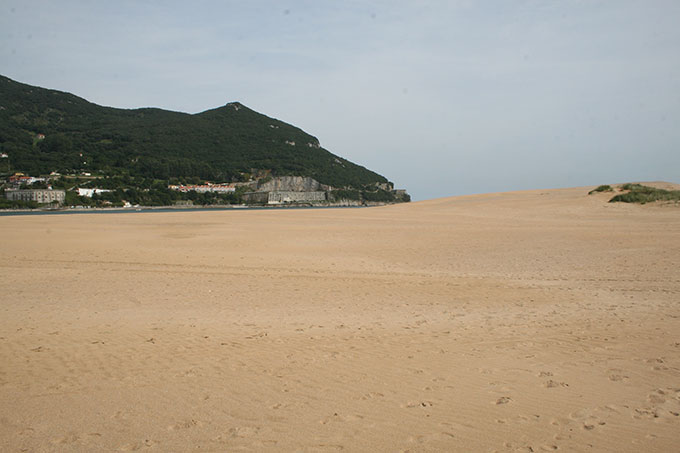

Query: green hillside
left=0, top=75, right=388, bottom=188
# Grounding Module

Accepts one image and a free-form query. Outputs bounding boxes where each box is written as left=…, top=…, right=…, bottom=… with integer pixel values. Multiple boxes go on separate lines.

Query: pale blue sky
left=2, top=0, right=679, bottom=200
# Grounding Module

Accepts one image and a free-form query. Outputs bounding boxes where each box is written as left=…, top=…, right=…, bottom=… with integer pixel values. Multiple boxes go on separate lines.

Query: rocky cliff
left=256, top=176, right=329, bottom=193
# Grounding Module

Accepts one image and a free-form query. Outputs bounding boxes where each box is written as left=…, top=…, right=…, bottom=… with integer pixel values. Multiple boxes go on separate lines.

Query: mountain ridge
left=0, top=74, right=392, bottom=190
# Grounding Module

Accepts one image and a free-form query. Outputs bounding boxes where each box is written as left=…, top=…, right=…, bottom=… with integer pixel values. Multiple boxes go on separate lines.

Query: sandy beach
left=1, top=185, right=679, bottom=452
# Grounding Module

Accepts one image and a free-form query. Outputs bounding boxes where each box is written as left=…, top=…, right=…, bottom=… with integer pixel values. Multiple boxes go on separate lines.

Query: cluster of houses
left=3, top=172, right=66, bottom=205
left=8, top=173, right=46, bottom=186
left=3, top=173, right=407, bottom=208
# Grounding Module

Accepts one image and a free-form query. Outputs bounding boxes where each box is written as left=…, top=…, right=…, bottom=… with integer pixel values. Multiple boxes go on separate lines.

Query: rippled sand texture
left=1, top=185, right=679, bottom=452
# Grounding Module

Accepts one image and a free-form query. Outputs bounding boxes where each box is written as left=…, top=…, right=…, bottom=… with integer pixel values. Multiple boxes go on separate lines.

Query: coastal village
left=1, top=171, right=409, bottom=209
left=3, top=172, right=66, bottom=205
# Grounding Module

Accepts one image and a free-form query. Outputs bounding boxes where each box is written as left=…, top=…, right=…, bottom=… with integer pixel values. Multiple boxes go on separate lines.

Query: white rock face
left=257, top=176, right=327, bottom=192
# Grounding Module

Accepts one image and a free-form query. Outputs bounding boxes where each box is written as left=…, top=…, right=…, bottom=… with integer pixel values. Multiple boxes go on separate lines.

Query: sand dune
left=1, top=185, right=679, bottom=452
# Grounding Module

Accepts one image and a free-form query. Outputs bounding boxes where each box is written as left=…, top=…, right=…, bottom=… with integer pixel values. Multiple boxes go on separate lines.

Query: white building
left=267, top=191, right=326, bottom=204
left=168, top=183, right=236, bottom=193
left=77, top=188, right=112, bottom=198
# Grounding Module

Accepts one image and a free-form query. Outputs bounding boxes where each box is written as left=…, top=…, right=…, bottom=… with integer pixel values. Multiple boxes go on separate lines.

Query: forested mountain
left=0, top=75, right=389, bottom=189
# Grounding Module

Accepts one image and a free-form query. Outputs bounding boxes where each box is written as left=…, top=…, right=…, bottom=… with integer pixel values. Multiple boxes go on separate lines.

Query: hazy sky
left=2, top=1, right=679, bottom=200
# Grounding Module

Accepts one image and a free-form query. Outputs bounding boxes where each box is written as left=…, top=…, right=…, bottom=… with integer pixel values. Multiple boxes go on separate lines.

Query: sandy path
left=1, top=186, right=679, bottom=451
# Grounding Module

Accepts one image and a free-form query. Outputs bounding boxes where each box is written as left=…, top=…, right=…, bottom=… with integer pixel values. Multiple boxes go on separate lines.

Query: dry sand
left=1, top=185, right=679, bottom=452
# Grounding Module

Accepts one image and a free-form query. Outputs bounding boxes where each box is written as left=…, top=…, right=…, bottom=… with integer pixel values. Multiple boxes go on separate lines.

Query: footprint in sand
left=320, top=412, right=365, bottom=424
left=640, top=388, right=680, bottom=417
left=118, top=439, right=155, bottom=451
left=360, top=392, right=385, bottom=400
left=608, top=369, right=629, bottom=381
left=51, top=432, right=80, bottom=445
left=408, top=432, right=456, bottom=444
left=514, top=414, right=541, bottom=424
left=634, top=408, right=659, bottom=419
left=646, top=357, right=669, bottom=371
left=569, top=409, right=607, bottom=430
left=403, top=401, right=433, bottom=408
left=312, top=444, right=344, bottom=451
left=647, top=388, right=667, bottom=404
left=252, top=439, right=278, bottom=447
left=167, top=419, right=201, bottom=430
left=228, top=426, right=261, bottom=437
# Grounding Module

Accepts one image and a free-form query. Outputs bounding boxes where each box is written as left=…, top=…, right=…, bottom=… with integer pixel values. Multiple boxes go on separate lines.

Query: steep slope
left=0, top=75, right=388, bottom=188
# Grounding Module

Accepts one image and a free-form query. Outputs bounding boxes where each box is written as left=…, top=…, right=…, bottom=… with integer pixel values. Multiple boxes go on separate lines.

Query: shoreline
left=0, top=203, right=376, bottom=216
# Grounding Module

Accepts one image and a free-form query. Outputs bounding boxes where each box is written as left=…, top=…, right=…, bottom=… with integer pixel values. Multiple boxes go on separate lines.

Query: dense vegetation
left=328, top=187, right=407, bottom=203
left=609, top=184, right=680, bottom=204
left=0, top=75, right=389, bottom=189
left=588, top=184, right=613, bottom=194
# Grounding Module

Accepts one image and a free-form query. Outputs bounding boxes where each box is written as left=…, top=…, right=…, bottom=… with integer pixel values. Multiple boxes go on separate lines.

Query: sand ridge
left=1, top=185, right=679, bottom=451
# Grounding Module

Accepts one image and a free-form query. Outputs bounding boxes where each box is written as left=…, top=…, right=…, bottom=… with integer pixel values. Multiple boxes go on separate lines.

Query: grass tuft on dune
left=608, top=183, right=680, bottom=204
